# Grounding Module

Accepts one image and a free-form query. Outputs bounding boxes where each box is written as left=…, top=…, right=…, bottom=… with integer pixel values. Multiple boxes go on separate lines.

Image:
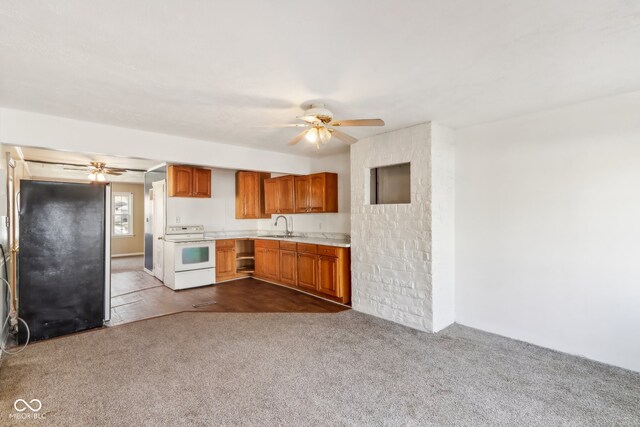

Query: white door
left=152, top=180, right=166, bottom=281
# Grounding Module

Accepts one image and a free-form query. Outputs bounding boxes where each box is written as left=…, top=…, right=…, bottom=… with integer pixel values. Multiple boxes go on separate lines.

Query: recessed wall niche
left=369, top=162, right=411, bottom=204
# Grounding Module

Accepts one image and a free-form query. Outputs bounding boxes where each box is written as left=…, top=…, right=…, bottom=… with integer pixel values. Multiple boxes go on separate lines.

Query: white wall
left=455, top=91, right=640, bottom=372
left=257, top=152, right=351, bottom=235
left=431, top=123, right=456, bottom=331
left=0, top=108, right=312, bottom=174
left=167, top=168, right=258, bottom=232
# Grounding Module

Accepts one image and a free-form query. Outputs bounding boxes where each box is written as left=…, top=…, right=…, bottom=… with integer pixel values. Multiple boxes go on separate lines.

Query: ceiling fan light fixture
left=96, top=172, right=106, bottom=182
left=318, top=127, right=331, bottom=144
left=305, top=127, right=319, bottom=143
left=285, top=104, right=384, bottom=149
left=88, top=172, right=96, bottom=181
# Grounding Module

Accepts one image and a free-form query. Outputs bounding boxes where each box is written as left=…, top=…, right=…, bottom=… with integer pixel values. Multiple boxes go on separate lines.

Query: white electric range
left=162, top=225, right=216, bottom=290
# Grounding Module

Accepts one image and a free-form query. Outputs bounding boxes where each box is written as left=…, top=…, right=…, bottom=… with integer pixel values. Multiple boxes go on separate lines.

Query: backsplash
left=205, top=229, right=350, bottom=242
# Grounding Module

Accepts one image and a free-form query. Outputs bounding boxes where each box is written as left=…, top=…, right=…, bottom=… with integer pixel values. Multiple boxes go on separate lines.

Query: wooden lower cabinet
left=317, top=255, right=339, bottom=297
left=264, top=249, right=280, bottom=280
left=254, top=240, right=280, bottom=282
left=216, top=238, right=351, bottom=304
left=254, top=247, right=266, bottom=278
left=216, top=240, right=237, bottom=282
left=279, top=250, right=297, bottom=286
left=296, top=253, right=317, bottom=291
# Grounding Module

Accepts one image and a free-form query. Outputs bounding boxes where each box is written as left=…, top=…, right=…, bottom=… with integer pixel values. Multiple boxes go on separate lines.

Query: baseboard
left=251, top=277, right=351, bottom=308
left=111, top=252, right=144, bottom=258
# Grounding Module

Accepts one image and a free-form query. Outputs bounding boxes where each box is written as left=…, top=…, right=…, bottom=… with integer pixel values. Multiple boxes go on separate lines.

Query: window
left=113, top=192, right=134, bottom=236
left=369, top=163, right=411, bottom=204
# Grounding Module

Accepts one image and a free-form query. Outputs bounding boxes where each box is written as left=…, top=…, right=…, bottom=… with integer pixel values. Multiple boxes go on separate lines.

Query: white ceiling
left=1, top=1, right=639, bottom=156
left=13, top=146, right=160, bottom=183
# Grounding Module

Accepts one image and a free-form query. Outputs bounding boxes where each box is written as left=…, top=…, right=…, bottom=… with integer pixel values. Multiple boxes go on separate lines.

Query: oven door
left=174, top=242, right=215, bottom=272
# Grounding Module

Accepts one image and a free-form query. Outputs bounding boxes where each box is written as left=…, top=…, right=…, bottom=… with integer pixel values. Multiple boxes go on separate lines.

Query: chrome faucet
left=274, top=215, right=292, bottom=237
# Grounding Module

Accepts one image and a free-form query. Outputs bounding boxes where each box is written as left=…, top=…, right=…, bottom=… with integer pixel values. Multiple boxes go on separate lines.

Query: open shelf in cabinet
left=235, top=239, right=255, bottom=276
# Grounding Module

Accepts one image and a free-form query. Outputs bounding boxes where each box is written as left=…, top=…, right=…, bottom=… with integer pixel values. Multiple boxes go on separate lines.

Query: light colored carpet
left=1, top=311, right=638, bottom=426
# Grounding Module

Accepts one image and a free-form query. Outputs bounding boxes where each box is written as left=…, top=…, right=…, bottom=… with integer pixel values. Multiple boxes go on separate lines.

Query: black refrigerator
left=18, top=180, right=111, bottom=342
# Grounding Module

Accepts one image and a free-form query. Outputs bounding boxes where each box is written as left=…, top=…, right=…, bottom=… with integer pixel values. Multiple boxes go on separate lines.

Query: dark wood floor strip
left=109, top=256, right=349, bottom=327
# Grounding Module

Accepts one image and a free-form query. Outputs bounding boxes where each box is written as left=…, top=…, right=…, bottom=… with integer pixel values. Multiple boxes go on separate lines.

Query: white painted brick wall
left=351, top=123, right=434, bottom=331
left=350, top=122, right=455, bottom=332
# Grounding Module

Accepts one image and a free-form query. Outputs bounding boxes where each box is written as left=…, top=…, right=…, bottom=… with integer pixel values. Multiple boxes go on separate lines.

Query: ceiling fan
left=281, top=104, right=385, bottom=149
left=62, top=161, right=128, bottom=181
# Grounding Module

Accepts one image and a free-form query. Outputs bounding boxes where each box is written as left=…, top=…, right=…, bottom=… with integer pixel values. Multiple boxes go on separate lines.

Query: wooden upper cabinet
left=168, top=165, right=212, bottom=198
left=168, top=165, right=193, bottom=197
left=263, top=178, right=278, bottom=215
left=295, top=172, right=338, bottom=213
left=308, top=174, right=326, bottom=212
left=236, top=171, right=270, bottom=219
left=277, top=175, right=295, bottom=214
left=265, top=175, right=296, bottom=214
left=192, top=168, right=212, bottom=198
left=294, top=175, right=309, bottom=213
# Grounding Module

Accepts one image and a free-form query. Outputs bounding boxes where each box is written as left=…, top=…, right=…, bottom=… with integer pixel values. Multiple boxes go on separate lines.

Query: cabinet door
left=254, top=247, right=266, bottom=278
left=192, top=168, right=212, bottom=198
left=264, top=178, right=278, bottom=214
left=236, top=172, right=259, bottom=219
left=168, top=166, right=193, bottom=197
left=216, top=246, right=236, bottom=281
left=235, top=172, right=246, bottom=219
left=308, top=173, right=326, bottom=212
left=294, top=176, right=310, bottom=213
left=264, top=248, right=280, bottom=280
left=277, top=176, right=295, bottom=214
left=244, top=172, right=260, bottom=218
left=297, top=253, right=317, bottom=290
left=317, top=255, right=339, bottom=297
left=279, top=250, right=297, bottom=286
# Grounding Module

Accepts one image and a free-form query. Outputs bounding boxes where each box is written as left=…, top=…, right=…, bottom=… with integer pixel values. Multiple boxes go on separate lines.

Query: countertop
left=204, top=233, right=351, bottom=248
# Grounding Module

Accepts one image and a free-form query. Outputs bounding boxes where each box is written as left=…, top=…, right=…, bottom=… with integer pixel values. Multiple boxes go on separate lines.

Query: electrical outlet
left=176, top=216, right=181, bottom=224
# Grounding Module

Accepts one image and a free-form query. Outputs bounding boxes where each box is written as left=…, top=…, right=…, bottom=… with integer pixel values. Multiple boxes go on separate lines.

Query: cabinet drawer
left=318, top=245, right=339, bottom=257
left=280, top=241, right=297, bottom=251
left=297, top=243, right=318, bottom=254
left=255, top=239, right=280, bottom=249
left=216, top=239, right=235, bottom=248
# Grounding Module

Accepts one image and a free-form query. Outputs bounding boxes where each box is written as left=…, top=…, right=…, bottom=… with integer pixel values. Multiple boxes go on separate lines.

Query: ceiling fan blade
left=297, top=115, right=321, bottom=124
left=63, top=166, right=91, bottom=171
left=106, top=171, right=123, bottom=176
left=330, top=129, right=358, bottom=145
left=257, top=123, right=308, bottom=128
left=330, top=119, right=385, bottom=127
left=104, top=167, right=127, bottom=173
left=287, top=130, right=308, bottom=145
